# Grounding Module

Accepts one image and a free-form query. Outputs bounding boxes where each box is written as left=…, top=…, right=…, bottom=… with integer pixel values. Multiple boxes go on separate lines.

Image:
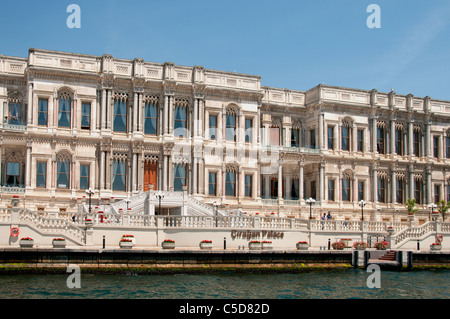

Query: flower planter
left=332, top=241, right=346, bottom=250
left=19, top=239, right=34, bottom=248
left=119, top=240, right=134, bottom=249
left=430, top=244, right=442, bottom=251
left=121, top=235, right=135, bottom=245
left=261, top=241, right=273, bottom=250
left=52, top=239, right=66, bottom=248
left=353, top=242, right=368, bottom=250
left=200, top=241, right=213, bottom=249
left=374, top=241, right=389, bottom=250
left=249, top=241, right=261, bottom=250
left=162, top=241, right=175, bottom=249
left=296, top=242, right=309, bottom=250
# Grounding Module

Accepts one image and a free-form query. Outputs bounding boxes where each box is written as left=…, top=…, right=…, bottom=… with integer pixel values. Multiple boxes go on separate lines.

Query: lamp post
left=156, top=192, right=164, bottom=216
left=428, top=203, right=437, bottom=221
left=359, top=200, right=366, bottom=221
left=305, top=197, right=315, bottom=220
left=305, top=197, right=315, bottom=248
left=85, top=188, right=95, bottom=221
left=125, top=197, right=131, bottom=211
left=213, top=201, right=220, bottom=227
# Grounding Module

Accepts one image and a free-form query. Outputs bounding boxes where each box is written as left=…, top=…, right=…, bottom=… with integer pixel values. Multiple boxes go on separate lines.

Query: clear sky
left=1, top=0, right=449, bottom=100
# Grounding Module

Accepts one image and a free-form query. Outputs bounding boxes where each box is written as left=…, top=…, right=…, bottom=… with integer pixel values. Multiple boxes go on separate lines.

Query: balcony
left=3, top=118, right=27, bottom=131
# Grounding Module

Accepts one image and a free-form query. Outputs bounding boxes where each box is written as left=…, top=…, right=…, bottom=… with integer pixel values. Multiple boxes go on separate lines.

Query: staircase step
left=379, top=251, right=396, bottom=261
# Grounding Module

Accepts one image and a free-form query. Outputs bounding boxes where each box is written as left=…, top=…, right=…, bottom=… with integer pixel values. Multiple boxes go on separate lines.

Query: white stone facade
left=0, top=48, right=450, bottom=223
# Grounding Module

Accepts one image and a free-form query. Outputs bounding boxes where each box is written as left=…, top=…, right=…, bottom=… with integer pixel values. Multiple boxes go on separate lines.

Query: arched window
left=113, top=93, right=128, bottom=133
left=342, top=171, right=352, bottom=202
left=56, top=152, right=71, bottom=189
left=144, top=96, right=159, bottom=135
left=226, top=108, right=237, bottom=142
left=225, top=165, right=237, bottom=197
left=58, top=92, right=72, bottom=128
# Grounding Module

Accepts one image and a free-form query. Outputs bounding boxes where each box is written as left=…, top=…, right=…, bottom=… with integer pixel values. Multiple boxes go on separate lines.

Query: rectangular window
left=291, top=179, right=299, bottom=200
left=310, top=129, right=316, bottom=149
left=434, top=185, right=441, bottom=204
left=357, top=129, right=364, bottom=152
left=208, top=172, right=216, bottom=196
left=395, top=129, right=403, bottom=155
left=209, top=115, right=217, bottom=140
left=6, top=162, right=20, bottom=186
left=415, top=180, right=422, bottom=204
left=58, top=97, right=71, bottom=128
left=81, top=103, right=91, bottom=130
left=38, top=99, right=48, bottom=126
left=80, top=164, right=90, bottom=190
left=328, top=126, right=334, bottom=150
left=311, top=181, right=316, bottom=200
left=245, top=119, right=252, bottom=143
left=378, top=177, right=385, bottom=203
left=112, top=161, right=126, bottom=191
left=245, top=174, right=252, bottom=197
left=144, top=102, right=158, bottom=135
left=270, top=127, right=280, bottom=146
left=113, top=100, right=127, bottom=133
left=358, top=181, right=364, bottom=202
left=226, top=114, right=236, bottom=141
left=174, top=164, right=186, bottom=192
left=446, top=136, right=450, bottom=159
left=225, top=171, right=236, bottom=196
left=328, top=179, right=335, bottom=201
left=174, top=106, right=187, bottom=138
left=291, top=128, right=300, bottom=147
left=413, top=131, right=420, bottom=156
left=8, top=102, right=22, bottom=125
left=342, top=178, right=350, bottom=201
left=433, top=136, right=439, bottom=158
left=57, top=160, right=70, bottom=189
left=36, top=162, right=47, bottom=188
left=447, top=183, right=450, bottom=202
left=396, top=179, right=404, bottom=204
left=341, top=126, right=349, bottom=151
left=377, top=127, right=385, bottom=154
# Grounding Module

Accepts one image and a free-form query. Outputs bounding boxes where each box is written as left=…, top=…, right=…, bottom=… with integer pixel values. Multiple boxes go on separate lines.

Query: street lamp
left=213, top=201, right=220, bottom=227
left=156, top=192, right=164, bottom=216
left=305, top=197, right=316, bottom=220
left=125, top=197, right=131, bottom=211
left=428, top=203, right=437, bottom=221
left=85, top=188, right=95, bottom=217
left=359, top=200, right=366, bottom=221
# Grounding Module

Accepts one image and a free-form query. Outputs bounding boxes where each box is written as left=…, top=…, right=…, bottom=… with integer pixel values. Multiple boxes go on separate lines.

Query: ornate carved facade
left=0, top=48, right=449, bottom=222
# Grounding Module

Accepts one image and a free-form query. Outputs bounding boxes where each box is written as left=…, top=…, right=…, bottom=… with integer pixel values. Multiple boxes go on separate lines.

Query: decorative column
left=372, top=165, right=378, bottom=204
left=132, top=152, right=137, bottom=192
left=163, top=95, right=169, bottom=135
left=299, top=162, right=304, bottom=202
left=408, top=118, right=414, bottom=156
left=372, top=116, right=378, bottom=153
left=27, top=82, right=33, bottom=125
left=426, top=118, right=431, bottom=157
left=390, top=117, right=396, bottom=155
left=278, top=164, right=283, bottom=201
left=99, top=151, right=105, bottom=190
left=391, top=169, right=397, bottom=204
left=409, top=164, right=414, bottom=200
left=319, top=162, right=325, bottom=202
left=426, top=166, right=432, bottom=204
left=107, top=89, right=112, bottom=130
left=193, top=98, right=198, bottom=137
left=25, top=142, right=32, bottom=188
left=133, top=92, right=138, bottom=133
left=101, top=89, right=107, bottom=129
left=318, top=111, right=324, bottom=150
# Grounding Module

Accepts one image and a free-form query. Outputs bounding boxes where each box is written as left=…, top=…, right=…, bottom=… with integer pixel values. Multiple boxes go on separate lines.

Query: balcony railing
left=3, top=119, right=27, bottom=131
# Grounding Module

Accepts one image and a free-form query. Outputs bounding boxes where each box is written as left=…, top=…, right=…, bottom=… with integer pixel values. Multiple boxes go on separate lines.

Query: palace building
left=1, top=48, right=449, bottom=222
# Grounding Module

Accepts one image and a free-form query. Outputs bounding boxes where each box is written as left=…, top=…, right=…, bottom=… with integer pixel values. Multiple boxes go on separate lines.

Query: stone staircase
left=378, top=250, right=396, bottom=261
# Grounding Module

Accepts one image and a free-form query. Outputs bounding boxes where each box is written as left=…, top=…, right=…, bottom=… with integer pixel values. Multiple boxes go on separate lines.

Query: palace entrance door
left=144, top=161, right=158, bottom=191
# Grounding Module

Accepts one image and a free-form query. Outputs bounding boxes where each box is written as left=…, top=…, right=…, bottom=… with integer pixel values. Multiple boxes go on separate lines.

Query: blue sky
left=1, top=0, right=450, bottom=100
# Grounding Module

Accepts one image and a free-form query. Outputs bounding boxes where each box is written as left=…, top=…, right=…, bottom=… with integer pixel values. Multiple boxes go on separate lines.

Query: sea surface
left=0, top=269, right=449, bottom=299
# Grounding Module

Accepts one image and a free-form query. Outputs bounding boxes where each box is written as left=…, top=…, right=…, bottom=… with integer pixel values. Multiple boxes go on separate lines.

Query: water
left=0, top=269, right=449, bottom=299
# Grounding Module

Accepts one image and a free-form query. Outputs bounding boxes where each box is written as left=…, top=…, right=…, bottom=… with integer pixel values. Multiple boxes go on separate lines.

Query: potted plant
left=331, top=240, right=346, bottom=250
left=374, top=241, right=389, bottom=250
left=121, top=234, right=135, bottom=244
left=437, top=200, right=450, bottom=222
left=199, top=240, right=213, bottom=250
left=162, top=239, right=175, bottom=249
left=52, top=238, right=66, bottom=248
left=353, top=241, right=368, bottom=250
left=119, top=238, right=134, bottom=249
left=261, top=241, right=273, bottom=250
left=296, top=241, right=309, bottom=250
left=248, top=240, right=261, bottom=250
left=85, top=218, right=93, bottom=226
left=430, top=243, right=442, bottom=251
left=387, top=226, right=395, bottom=234
left=19, top=237, right=34, bottom=248
left=406, top=198, right=418, bottom=220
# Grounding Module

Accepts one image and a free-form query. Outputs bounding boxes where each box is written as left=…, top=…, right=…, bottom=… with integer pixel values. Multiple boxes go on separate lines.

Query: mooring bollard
left=224, top=237, right=226, bottom=250
left=328, top=238, right=331, bottom=250
left=417, top=240, right=420, bottom=251
left=103, top=235, right=105, bottom=249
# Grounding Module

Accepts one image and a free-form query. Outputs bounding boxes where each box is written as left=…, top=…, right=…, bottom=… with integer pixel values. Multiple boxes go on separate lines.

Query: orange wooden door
left=144, top=161, right=158, bottom=191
